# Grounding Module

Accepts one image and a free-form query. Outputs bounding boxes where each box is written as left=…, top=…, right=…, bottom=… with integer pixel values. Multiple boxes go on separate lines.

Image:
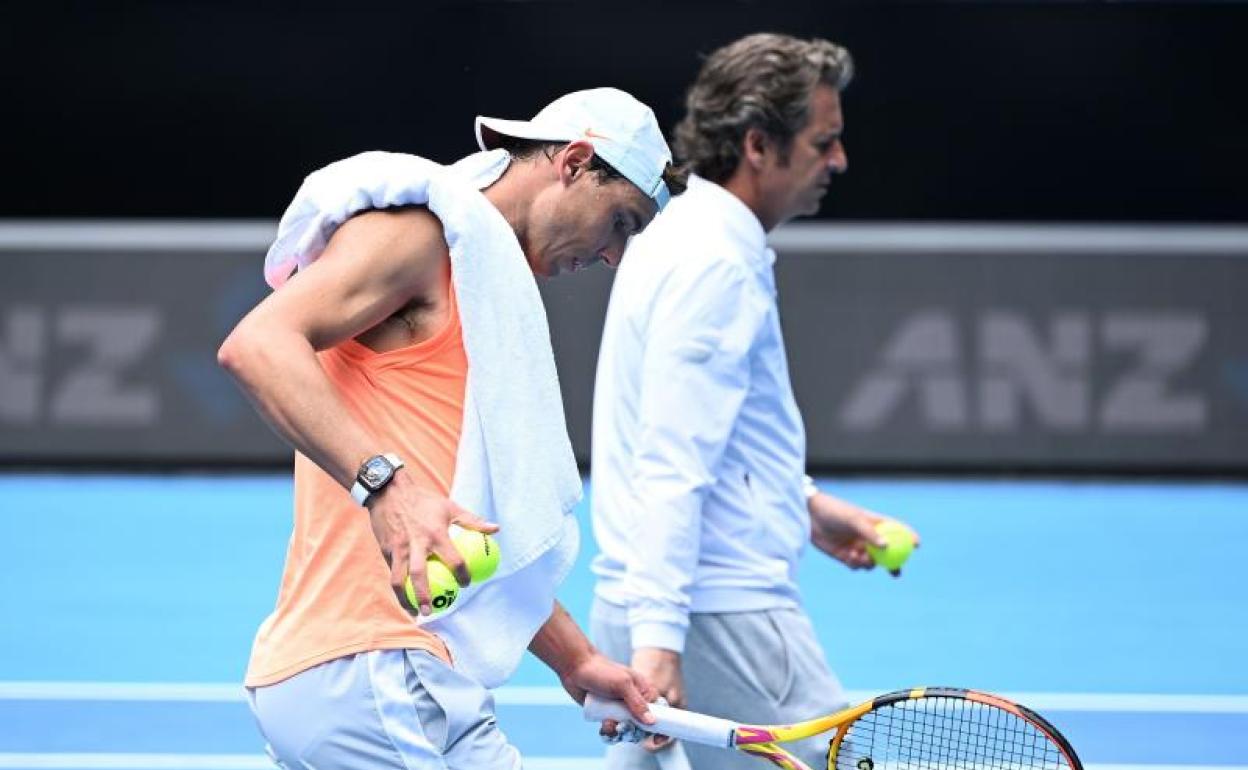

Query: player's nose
left=600, top=246, right=623, bottom=269
left=828, top=140, right=848, bottom=173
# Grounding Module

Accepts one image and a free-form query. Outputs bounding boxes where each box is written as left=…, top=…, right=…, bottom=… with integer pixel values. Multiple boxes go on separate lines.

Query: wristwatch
left=351, top=453, right=405, bottom=506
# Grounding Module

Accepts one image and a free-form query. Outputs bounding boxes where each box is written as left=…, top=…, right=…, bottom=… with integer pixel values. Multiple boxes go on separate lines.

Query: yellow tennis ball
left=403, top=558, right=459, bottom=615
left=453, top=530, right=501, bottom=583
left=866, top=520, right=914, bottom=572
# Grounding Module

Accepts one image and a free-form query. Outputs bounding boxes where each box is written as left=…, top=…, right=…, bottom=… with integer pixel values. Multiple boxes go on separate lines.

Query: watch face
left=361, top=456, right=394, bottom=490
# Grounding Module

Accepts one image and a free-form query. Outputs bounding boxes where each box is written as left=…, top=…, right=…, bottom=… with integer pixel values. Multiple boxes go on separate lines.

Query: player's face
left=528, top=155, right=657, bottom=278
left=759, top=84, right=847, bottom=228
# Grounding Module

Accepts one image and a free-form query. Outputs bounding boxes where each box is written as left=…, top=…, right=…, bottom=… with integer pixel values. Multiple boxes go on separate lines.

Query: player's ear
left=742, top=127, right=770, bottom=170
left=559, top=140, right=596, bottom=184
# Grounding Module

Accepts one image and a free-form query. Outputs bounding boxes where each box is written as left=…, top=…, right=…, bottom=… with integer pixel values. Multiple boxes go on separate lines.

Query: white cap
left=475, top=88, right=674, bottom=210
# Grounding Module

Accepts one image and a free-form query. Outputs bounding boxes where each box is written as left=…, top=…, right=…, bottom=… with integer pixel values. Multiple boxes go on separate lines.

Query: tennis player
left=219, top=88, right=686, bottom=769
left=590, top=35, right=919, bottom=770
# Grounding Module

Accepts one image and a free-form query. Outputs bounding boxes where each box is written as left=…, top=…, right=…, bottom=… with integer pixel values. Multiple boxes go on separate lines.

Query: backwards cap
left=475, top=87, right=674, bottom=210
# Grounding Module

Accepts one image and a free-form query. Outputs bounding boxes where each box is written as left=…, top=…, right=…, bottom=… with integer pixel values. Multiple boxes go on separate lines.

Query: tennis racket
left=586, top=686, right=1083, bottom=770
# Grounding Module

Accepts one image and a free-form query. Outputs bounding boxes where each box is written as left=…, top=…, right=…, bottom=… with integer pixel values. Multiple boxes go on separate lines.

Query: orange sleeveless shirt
left=245, top=284, right=465, bottom=687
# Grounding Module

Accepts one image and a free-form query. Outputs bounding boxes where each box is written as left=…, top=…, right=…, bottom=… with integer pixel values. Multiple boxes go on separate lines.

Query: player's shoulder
left=316, top=206, right=450, bottom=295
left=332, top=206, right=447, bottom=258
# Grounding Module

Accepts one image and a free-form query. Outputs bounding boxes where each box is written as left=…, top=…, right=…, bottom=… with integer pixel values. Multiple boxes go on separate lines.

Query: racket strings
left=832, top=696, right=1071, bottom=770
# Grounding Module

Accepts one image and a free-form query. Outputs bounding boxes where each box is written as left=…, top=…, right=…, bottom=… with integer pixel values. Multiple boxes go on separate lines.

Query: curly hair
left=494, top=137, right=688, bottom=198
left=674, top=33, right=853, bottom=183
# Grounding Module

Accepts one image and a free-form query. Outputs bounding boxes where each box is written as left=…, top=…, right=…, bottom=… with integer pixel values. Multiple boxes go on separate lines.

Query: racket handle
left=583, top=694, right=737, bottom=748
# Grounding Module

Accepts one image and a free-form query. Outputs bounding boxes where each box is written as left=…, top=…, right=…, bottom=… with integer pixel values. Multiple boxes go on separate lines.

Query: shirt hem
left=594, top=586, right=801, bottom=620
left=244, top=634, right=452, bottom=688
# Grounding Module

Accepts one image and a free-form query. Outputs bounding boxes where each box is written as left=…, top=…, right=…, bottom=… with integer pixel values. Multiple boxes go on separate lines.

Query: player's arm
left=807, top=490, right=920, bottom=575
left=528, top=601, right=658, bottom=723
left=217, top=208, right=494, bottom=612
left=219, top=209, right=436, bottom=482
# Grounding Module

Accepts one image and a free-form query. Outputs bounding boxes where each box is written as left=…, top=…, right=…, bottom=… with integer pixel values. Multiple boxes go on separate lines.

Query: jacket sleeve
left=623, top=256, right=768, bottom=652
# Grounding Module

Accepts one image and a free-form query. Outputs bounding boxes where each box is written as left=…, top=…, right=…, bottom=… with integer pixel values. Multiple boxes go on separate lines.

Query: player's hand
left=366, top=471, right=499, bottom=615
left=809, top=493, right=920, bottom=576
left=631, top=648, right=685, bottom=751
left=560, top=651, right=658, bottom=731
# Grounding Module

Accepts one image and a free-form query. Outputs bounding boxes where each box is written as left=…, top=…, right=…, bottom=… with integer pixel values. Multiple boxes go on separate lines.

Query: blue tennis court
left=0, top=473, right=1244, bottom=769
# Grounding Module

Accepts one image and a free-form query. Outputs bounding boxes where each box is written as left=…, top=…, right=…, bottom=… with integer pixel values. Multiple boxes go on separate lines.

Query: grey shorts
left=247, top=649, right=521, bottom=770
left=591, top=598, right=847, bottom=770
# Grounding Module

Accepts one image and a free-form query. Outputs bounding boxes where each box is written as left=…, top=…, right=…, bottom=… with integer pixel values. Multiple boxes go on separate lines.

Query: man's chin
left=799, top=198, right=824, bottom=218
left=781, top=203, right=822, bottom=226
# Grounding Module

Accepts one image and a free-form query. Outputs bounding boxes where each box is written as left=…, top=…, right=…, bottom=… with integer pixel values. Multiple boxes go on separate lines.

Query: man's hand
left=809, top=492, right=920, bottom=576
left=367, top=471, right=498, bottom=615
left=630, top=648, right=684, bottom=751
left=559, top=650, right=659, bottom=728
left=528, top=602, right=659, bottom=742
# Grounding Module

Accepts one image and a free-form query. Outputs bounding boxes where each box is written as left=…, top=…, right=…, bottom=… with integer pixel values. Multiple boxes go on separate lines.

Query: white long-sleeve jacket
left=591, top=175, right=810, bottom=653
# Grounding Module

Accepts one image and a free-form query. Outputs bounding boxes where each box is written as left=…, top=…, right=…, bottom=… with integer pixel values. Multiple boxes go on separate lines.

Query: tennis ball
left=452, top=529, right=501, bottom=583
left=866, top=520, right=914, bottom=572
left=403, top=558, right=459, bottom=615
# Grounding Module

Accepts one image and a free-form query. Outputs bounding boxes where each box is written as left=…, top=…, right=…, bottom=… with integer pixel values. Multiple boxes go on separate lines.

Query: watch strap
left=350, top=479, right=371, bottom=506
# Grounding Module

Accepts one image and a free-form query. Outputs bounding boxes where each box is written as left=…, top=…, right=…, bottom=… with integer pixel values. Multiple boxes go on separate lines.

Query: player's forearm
left=808, top=491, right=868, bottom=530
left=529, top=601, right=596, bottom=679
left=217, top=326, right=378, bottom=488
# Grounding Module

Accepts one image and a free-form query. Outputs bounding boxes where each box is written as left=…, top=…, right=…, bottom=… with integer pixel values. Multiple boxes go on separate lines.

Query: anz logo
left=839, top=310, right=1208, bottom=433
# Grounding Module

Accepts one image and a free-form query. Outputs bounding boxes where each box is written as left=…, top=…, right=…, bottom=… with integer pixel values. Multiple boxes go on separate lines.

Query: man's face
left=758, top=84, right=847, bottom=228
left=526, top=144, right=658, bottom=278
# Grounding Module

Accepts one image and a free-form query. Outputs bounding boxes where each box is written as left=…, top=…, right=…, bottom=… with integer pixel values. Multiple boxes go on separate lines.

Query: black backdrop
left=6, top=1, right=1246, bottom=222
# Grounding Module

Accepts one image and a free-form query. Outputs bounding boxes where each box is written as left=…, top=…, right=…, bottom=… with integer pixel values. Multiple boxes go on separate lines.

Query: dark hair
left=494, top=137, right=688, bottom=198
left=674, top=33, right=853, bottom=183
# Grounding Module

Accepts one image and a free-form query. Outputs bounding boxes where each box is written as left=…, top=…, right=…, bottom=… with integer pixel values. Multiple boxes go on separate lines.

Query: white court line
left=1092, top=767, right=1248, bottom=770
left=990, top=692, right=1248, bottom=714
left=492, top=685, right=571, bottom=705
left=0, top=758, right=1244, bottom=770
left=0, top=683, right=243, bottom=702
left=844, top=690, right=1248, bottom=714
left=2, top=682, right=1246, bottom=713
left=0, top=757, right=597, bottom=769
left=0, top=756, right=270, bottom=770
left=0, top=682, right=567, bottom=705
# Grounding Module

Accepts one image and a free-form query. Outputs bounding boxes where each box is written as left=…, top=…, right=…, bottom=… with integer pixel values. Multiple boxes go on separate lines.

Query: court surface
left=0, top=474, right=1244, bottom=769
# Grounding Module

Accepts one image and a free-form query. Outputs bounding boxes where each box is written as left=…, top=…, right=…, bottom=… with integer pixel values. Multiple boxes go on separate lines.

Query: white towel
left=264, top=149, right=582, bottom=688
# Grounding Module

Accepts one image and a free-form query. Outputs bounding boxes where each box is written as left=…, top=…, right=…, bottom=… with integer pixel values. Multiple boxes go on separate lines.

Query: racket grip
left=583, top=694, right=737, bottom=748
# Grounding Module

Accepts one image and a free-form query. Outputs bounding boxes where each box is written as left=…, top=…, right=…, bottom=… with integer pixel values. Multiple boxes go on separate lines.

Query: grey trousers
left=247, top=649, right=521, bottom=770
left=591, top=598, right=847, bottom=770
